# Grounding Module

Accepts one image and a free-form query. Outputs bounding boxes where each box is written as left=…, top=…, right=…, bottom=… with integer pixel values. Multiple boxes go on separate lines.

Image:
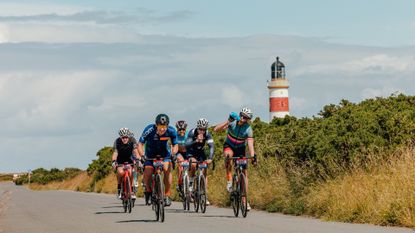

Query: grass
left=305, top=146, right=415, bottom=227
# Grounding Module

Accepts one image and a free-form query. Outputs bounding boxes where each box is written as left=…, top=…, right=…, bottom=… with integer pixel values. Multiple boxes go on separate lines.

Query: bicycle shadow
left=94, top=211, right=125, bottom=214
left=116, top=219, right=158, bottom=223
left=190, top=214, right=236, bottom=218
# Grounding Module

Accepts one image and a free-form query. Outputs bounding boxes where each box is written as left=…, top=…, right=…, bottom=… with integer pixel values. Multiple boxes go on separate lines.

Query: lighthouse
left=268, top=57, right=289, bottom=120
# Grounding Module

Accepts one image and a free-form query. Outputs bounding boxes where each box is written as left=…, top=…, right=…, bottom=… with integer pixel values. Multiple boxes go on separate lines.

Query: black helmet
left=155, top=113, right=170, bottom=125
left=175, top=120, right=187, bottom=130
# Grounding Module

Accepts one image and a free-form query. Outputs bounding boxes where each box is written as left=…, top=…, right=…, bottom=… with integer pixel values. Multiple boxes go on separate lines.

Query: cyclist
left=214, top=107, right=257, bottom=210
left=112, top=127, right=140, bottom=200
left=138, top=114, right=178, bottom=207
left=185, top=118, right=214, bottom=205
left=174, top=120, right=189, bottom=193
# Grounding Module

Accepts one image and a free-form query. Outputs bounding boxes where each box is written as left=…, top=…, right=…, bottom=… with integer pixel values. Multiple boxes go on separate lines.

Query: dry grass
left=306, top=146, right=415, bottom=227
left=29, top=172, right=92, bottom=192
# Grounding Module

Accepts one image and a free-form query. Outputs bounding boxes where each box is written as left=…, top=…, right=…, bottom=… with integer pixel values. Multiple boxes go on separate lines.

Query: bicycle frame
left=228, top=155, right=255, bottom=218
left=120, top=163, right=133, bottom=213
left=146, top=157, right=166, bottom=222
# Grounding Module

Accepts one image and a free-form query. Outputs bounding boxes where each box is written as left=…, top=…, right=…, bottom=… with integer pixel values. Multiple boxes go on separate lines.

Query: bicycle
left=178, top=159, right=191, bottom=211
left=119, top=162, right=133, bottom=213
left=227, top=155, right=256, bottom=218
left=191, top=159, right=212, bottom=213
left=146, top=157, right=166, bottom=222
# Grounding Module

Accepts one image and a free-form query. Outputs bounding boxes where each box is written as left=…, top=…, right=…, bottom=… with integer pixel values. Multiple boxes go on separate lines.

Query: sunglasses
left=177, top=128, right=186, bottom=131
left=121, top=136, right=129, bottom=139
left=198, top=128, right=207, bottom=131
left=157, top=124, right=167, bottom=129
left=240, top=115, right=251, bottom=120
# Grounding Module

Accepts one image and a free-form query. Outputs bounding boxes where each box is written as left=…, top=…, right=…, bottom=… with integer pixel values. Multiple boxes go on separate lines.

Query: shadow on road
left=95, top=211, right=125, bottom=214
left=101, top=205, right=123, bottom=209
left=116, top=219, right=158, bottom=223
left=190, top=214, right=235, bottom=218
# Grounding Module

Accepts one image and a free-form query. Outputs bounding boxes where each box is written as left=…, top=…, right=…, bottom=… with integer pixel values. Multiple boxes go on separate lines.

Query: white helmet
left=196, top=118, right=209, bottom=129
left=127, top=129, right=134, bottom=137
left=240, top=107, right=253, bottom=119
left=118, top=127, right=129, bottom=137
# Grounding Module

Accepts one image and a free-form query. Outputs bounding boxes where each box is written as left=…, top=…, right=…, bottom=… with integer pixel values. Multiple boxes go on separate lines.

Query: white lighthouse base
left=270, top=112, right=289, bottom=120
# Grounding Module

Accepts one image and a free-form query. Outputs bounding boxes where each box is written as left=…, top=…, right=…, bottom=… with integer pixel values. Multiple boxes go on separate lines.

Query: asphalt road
left=0, top=182, right=413, bottom=233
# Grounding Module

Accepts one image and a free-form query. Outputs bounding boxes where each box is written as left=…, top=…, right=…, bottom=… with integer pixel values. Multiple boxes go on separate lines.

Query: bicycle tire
left=193, top=178, right=199, bottom=212
left=153, top=176, right=159, bottom=220
left=120, top=179, right=127, bottom=213
left=156, top=173, right=165, bottom=222
left=231, top=174, right=239, bottom=217
left=239, top=173, right=248, bottom=217
left=126, top=176, right=132, bottom=213
left=199, top=174, right=207, bottom=213
left=183, top=174, right=190, bottom=211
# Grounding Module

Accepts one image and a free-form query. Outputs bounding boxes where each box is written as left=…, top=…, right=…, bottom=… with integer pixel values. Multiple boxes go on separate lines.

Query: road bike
left=191, top=159, right=210, bottom=213
left=119, top=162, right=133, bottom=213
left=178, top=159, right=191, bottom=211
left=227, top=155, right=256, bottom=218
left=146, top=157, right=166, bottom=222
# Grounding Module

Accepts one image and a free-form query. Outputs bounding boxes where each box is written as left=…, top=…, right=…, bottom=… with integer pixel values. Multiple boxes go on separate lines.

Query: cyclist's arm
left=137, top=142, right=145, bottom=157
left=207, top=132, right=215, bottom=160
left=169, top=126, right=179, bottom=156
left=112, top=140, right=118, bottom=161
left=247, top=138, right=255, bottom=157
left=184, top=129, right=196, bottom=148
left=213, top=121, right=228, bottom=132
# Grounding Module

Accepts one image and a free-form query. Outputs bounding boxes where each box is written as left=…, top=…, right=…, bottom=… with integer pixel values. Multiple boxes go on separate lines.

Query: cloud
left=0, top=24, right=9, bottom=43
left=0, top=9, right=193, bottom=25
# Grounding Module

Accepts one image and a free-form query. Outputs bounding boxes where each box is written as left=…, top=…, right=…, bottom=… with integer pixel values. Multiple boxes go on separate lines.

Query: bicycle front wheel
left=231, top=174, right=239, bottom=217
left=155, top=173, right=165, bottom=222
left=126, top=176, right=132, bottom=213
left=199, top=174, right=207, bottom=213
left=183, top=174, right=190, bottom=211
left=239, top=173, right=248, bottom=218
left=193, top=178, right=199, bottom=212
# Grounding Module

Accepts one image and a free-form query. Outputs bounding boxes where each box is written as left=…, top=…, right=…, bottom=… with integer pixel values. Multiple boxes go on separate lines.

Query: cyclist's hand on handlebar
left=252, top=154, right=258, bottom=166
left=206, top=159, right=212, bottom=164
left=111, top=160, right=118, bottom=170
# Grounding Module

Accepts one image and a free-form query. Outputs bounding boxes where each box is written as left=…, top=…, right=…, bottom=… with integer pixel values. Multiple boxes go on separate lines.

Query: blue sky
left=1, top=1, right=415, bottom=172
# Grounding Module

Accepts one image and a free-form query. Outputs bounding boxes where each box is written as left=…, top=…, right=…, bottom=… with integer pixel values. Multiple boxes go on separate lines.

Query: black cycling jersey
left=185, top=128, right=214, bottom=160
left=113, top=137, right=136, bottom=164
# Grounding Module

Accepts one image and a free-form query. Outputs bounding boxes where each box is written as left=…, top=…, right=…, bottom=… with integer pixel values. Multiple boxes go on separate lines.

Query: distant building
left=268, top=57, right=290, bottom=121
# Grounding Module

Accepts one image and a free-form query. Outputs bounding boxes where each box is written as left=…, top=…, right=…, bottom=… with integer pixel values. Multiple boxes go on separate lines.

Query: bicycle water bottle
left=133, top=169, right=138, bottom=188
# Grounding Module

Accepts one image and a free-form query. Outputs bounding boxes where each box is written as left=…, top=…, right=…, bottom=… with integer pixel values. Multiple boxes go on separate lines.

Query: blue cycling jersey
left=139, top=124, right=178, bottom=158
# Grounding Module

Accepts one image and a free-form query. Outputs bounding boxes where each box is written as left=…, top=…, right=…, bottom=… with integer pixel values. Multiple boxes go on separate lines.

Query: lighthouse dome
left=271, top=57, right=285, bottom=79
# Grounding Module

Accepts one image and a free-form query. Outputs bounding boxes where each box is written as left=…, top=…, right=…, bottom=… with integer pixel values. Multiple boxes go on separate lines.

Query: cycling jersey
left=113, top=137, right=137, bottom=164
left=139, top=124, right=178, bottom=159
left=225, top=121, right=253, bottom=148
left=185, top=128, right=214, bottom=160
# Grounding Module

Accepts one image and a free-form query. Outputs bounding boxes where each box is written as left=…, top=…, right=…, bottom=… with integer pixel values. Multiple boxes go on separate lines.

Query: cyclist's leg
left=223, top=145, right=234, bottom=183
left=176, top=153, right=184, bottom=186
left=162, top=158, right=172, bottom=197
left=116, top=166, right=124, bottom=196
left=143, top=162, right=154, bottom=193
left=189, top=156, right=197, bottom=181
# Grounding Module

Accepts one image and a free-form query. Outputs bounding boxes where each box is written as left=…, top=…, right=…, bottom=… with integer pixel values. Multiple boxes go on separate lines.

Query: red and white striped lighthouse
left=268, top=57, right=289, bottom=120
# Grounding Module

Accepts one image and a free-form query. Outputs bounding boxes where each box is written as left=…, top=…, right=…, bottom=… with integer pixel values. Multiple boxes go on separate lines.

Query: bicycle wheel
left=183, top=175, right=190, bottom=211
left=193, top=178, right=199, bottom=212
left=120, top=180, right=127, bottom=213
left=156, top=174, right=165, bottom=222
left=199, top=174, right=207, bottom=213
left=231, top=174, right=239, bottom=217
left=239, top=173, right=248, bottom=217
left=153, top=177, right=159, bottom=220
left=125, top=176, right=132, bottom=213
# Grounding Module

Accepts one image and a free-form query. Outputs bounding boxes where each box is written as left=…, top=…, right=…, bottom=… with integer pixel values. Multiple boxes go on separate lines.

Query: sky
left=1, top=0, right=415, bottom=172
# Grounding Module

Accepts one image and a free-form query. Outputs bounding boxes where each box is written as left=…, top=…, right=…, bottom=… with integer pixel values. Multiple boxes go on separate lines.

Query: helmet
left=240, top=107, right=253, bottom=119
left=155, top=113, right=170, bottom=125
left=127, top=129, right=134, bottom=137
left=196, top=118, right=209, bottom=129
left=175, top=120, right=187, bottom=130
left=118, top=127, right=129, bottom=137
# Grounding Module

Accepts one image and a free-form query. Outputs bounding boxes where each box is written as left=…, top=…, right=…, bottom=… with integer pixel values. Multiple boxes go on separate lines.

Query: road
left=0, top=182, right=412, bottom=233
